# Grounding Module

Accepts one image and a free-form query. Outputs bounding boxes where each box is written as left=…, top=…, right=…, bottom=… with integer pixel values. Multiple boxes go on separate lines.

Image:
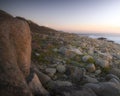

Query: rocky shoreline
left=32, top=32, right=120, bottom=96
left=1, top=10, right=120, bottom=96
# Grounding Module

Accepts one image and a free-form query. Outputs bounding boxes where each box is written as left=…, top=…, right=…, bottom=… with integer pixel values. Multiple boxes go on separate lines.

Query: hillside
left=27, top=17, right=120, bottom=95
left=1, top=10, right=120, bottom=96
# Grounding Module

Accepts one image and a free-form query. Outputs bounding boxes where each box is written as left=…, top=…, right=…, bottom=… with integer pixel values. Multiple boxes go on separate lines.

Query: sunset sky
left=0, top=0, right=120, bottom=34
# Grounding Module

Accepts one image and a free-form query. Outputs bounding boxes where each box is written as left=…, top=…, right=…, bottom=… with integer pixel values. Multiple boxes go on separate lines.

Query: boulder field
left=1, top=10, right=120, bottom=96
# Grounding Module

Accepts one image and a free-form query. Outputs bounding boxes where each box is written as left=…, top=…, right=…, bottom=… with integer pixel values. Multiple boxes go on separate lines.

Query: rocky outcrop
left=0, top=10, right=32, bottom=96
left=2, top=9, right=120, bottom=96
left=0, top=10, right=49, bottom=96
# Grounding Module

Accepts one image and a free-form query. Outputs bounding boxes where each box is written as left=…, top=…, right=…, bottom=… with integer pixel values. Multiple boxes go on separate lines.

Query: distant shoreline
left=78, top=33, right=120, bottom=44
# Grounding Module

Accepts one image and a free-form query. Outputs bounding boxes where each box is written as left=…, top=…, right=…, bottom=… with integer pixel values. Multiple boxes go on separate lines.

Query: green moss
left=87, top=57, right=95, bottom=63
left=101, top=67, right=111, bottom=74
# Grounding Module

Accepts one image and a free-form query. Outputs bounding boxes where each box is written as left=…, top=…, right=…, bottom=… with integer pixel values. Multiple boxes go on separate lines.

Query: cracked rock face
left=0, top=10, right=32, bottom=96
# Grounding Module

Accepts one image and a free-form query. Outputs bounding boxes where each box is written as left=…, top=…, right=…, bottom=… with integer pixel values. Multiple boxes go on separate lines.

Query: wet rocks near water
left=97, top=37, right=107, bottom=40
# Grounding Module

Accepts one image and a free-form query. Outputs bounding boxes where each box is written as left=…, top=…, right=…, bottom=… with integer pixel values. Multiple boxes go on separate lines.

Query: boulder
left=34, top=68, right=52, bottom=86
left=97, top=52, right=112, bottom=61
left=0, top=10, right=32, bottom=96
left=56, top=64, right=66, bottom=73
left=86, top=64, right=96, bottom=72
left=58, top=47, right=82, bottom=58
left=45, top=68, right=56, bottom=77
left=95, top=59, right=110, bottom=69
left=105, top=74, right=120, bottom=81
left=95, top=70, right=101, bottom=75
left=83, top=75, right=98, bottom=83
left=109, top=68, right=120, bottom=78
left=109, top=78, right=120, bottom=84
left=85, top=81, right=120, bottom=96
left=53, top=80, right=72, bottom=87
left=82, top=55, right=94, bottom=63
left=50, top=86, right=97, bottom=96
left=68, top=66, right=84, bottom=82
left=69, top=47, right=83, bottom=55
left=28, top=73, right=49, bottom=96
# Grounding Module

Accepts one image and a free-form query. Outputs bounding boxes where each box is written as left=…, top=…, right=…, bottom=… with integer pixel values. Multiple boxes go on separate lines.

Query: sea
left=79, top=34, right=120, bottom=44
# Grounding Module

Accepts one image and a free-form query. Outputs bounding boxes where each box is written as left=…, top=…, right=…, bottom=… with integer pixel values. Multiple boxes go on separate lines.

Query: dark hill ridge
left=1, top=10, right=120, bottom=96
left=0, top=10, right=13, bottom=20
left=16, top=16, right=58, bottom=35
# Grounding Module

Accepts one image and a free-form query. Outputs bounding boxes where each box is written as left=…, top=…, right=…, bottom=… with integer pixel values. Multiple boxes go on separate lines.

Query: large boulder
left=0, top=10, right=32, bottom=96
left=85, top=81, right=120, bottom=96
left=109, top=68, right=120, bottom=78
left=50, top=86, right=97, bottom=96
left=28, top=73, right=49, bottom=96
left=66, top=66, right=84, bottom=83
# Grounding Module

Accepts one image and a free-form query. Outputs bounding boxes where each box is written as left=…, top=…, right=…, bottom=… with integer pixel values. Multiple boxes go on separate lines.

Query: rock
left=88, top=47, right=94, bottom=55
left=28, top=73, right=49, bottom=96
left=53, top=48, right=58, bottom=52
left=59, top=46, right=81, bottom=58
left=83, top=75, right=98, bottom=83
left=109, top=68, right=120, bottom=78
left=84, top=83, right=100, bottom=93
left=97, top=52, right=112, bottom=61
left=113, top=54, right=120, bottom=59
left=0, top=10, right=32, bottom=96
left=58, top=47, right=67, bottom=55
left=95, top=70, right=101, bottom=75
left=50, top=86, right=97, bottom=96
left=35, top=52, right=40, bottom=56
left=68, top=66, right=84, bottom=82
left=95, top=59, right=110, bottom=68
left=109, top=78, right=120, bottom=84
left=82, top=55, right=94, bottom=63
left=56, top=64, right=66, bottom=73
left=86, top=64, right=96, bottom=72
left=54, top=80, right=72, bottom=87
left=69, top=47, right=83, bottom=55
left=105, top=74, right=120, bottom=81
left=34, top=68, right=52, bottom=86
left=45, top=68, right=56, bottom=77
left=85, top=81, right=120, bottom=96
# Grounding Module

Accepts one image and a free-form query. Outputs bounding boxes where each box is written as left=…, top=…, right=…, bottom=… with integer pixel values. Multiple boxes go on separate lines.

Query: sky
left=0, top=0, right=120, bottom=34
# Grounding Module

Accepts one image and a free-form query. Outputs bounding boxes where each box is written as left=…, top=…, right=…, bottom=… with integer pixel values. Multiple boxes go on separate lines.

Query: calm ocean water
left=89, top=35, right=120, bottom=44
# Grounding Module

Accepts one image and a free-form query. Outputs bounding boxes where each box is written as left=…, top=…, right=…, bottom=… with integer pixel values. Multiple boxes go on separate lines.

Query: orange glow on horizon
left=48, top=24, right=120, bottom=34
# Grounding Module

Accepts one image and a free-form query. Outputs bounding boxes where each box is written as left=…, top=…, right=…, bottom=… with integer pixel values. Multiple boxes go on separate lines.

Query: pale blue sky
left=0, top=0, right=120, bottom=34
